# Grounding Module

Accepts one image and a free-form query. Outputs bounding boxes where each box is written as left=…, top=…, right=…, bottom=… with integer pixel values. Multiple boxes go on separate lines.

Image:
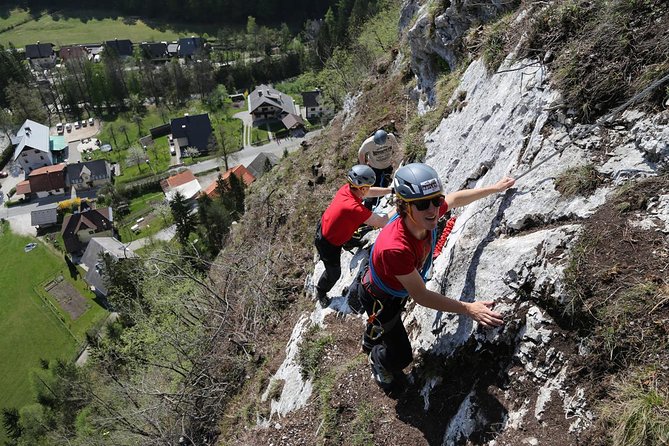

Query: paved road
left=127, top=225, right=176, bottom=251
left=189, top=129, right=322, bottom=175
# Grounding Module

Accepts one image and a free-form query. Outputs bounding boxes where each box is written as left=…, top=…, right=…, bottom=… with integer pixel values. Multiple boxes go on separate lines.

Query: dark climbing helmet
left=393, top=163, right=443, bottom=201
left=373, top=129, right=388, bottom=145
left=347, top=164, right=376, bottom=187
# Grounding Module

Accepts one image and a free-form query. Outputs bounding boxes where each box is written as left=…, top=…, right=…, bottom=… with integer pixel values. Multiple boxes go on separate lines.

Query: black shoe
left=368, top=350, right=394, bottom=392
left=347, top=292, right=364, bottom=315
left=317, top=290, right=331, bottom=308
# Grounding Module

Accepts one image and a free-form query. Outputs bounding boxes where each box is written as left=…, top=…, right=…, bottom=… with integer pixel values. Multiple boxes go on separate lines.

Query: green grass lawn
left=0, top=8, right=214, bottom=47
left=116, top=191, right=171, bottom=242
left=0, top=224, right=108, bottom=443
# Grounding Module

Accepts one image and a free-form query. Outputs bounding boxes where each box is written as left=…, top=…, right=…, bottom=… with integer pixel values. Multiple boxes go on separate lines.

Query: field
left=0, top=8, right=214, bottom=47
left=0, top=224, right=108, bottom=442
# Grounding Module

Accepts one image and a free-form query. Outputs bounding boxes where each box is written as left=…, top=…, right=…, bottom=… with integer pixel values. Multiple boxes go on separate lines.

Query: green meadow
left=0, top=224, right=107, bottom=442
left=0, top=8, right=213, bottom=47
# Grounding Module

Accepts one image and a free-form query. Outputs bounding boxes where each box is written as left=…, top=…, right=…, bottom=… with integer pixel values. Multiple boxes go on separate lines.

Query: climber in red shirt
left=314, top=165, right=393, bottom=308
left=355, top=162, right=515, bottom=391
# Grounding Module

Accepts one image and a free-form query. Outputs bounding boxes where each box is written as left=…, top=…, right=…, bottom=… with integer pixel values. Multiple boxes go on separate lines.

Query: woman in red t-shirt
left=358, top=163, right=515, bottom=392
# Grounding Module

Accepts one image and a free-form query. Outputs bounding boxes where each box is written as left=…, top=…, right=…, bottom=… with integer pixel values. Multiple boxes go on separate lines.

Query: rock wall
left=406, top=0, right=518, bottom=109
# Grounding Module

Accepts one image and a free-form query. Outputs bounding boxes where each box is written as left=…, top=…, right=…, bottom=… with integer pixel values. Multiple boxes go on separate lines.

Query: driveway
left=233, top=110, right=253, bottom=148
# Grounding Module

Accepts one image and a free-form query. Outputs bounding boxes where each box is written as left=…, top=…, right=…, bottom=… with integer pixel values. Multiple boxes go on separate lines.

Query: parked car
left=74, top=121, right=80, bottom=129
left=0, top=171, right=8, bottom=178
left=65, top=123, right=72, bottom=132
left=56, top=123, right=63, bottom=134
left=81, top=119, right=87, bottom=127
left=170, top=146, right=176, bottom=156
left=88, top=117, right=95, bottom=126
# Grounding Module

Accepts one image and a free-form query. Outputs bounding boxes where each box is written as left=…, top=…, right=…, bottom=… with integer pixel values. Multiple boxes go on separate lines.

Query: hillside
left=215, top=1, right=669, bottom=445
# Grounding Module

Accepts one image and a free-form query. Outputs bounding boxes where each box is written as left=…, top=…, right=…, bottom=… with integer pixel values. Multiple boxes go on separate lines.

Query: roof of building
left=66, top=160, right=111, bottom=184
left=177, top=37, right=205, bottom=57
left=170, top=114, right=212, bottom=152
left=161, top=169, right=201, bottom=201
left=281, top=113, right=306, bottom=130
left=15, top=180, right=31, bottom=195
left=25, top=42, right=54, bottom=59
left=301, top=89, right=323, bottom=108
left=13, top=119, right=50, bottom=160
left=61, top=207, right=113, bottom=253
left=81, top=237, right=136, bottom=296
left=161, top=169, right=197, bottom=191
left=140, top=42, right=168, bottom=59
left=30, top=204, right=58, bottom=227
left=248, top=84, right=297, bottom=116
left=246, top=152, right=279, bottom=178
left=203, top=165, right=255, bottom=198
left=49, top=135, right=67, bottom=152
left=28, top=165, right=66, bottom=193
left=58, top=45, right=88, bottom=61
left=165, top=179, right=202, bottom=202
left=104, top=39, right=134, bottom=57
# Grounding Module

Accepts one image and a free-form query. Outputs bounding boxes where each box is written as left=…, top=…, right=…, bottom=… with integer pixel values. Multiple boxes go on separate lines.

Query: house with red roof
left=15, top=163, right=67, bottom=198
left=160, top=169, right=202, bottom=204
left=203, top=165, right=255, bottom=198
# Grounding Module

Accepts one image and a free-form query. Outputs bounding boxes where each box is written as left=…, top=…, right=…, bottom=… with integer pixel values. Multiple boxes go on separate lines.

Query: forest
left=0, top=0, right=335, bottom=25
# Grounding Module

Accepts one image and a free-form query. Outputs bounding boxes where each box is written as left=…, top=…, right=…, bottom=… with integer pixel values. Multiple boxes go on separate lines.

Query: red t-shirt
left=321, top=184, right=372, bottom=246
left=370, top=201, right=449, bottom=291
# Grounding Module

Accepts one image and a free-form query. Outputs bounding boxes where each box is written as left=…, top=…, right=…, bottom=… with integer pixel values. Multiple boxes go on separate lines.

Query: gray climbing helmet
left=373, top=129, right=388, bottom=145
left=347, top=164, right=376, bottom=187
left=393, top=163, right=443, bottom=200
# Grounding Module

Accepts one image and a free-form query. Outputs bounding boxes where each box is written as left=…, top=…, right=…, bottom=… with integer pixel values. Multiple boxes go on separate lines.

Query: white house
left=12, top=119, right=53, bottom=173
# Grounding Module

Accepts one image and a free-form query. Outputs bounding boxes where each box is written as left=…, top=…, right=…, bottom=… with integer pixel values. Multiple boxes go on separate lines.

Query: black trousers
left=314, top=221, right=342, bottom=295
left=358, top=273, right=413, bottom=373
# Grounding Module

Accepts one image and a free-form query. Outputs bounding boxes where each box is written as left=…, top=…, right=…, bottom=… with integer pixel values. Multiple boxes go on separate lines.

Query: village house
left=66, top=160, right=112, bottom=191
left=24, top=42, right=56, bottom=68
left=80, top=237, right=136, bottom=297
left=248, top=84, right=298, bottom=124
left=281, top=113, right=307, bottom=137
left=177, top=36, right=207, bottom=61
left=246, top=152, right=279, bottom=179
left=12, top=120, right=53, bottom=173
left=170, top=113, right=213, bottom=155
left=140, top=42, right=169, bottom=62
left=61, top=206, right=114, bottom=254
left=160, top=169, right=201, bottom=206
left=203, top=165, right=255, bottom=199
left=59, top=45, right=89, bottom=62
left=30, top=203, right=59, bottom=229
left=15, top=163, right=66, bottom=198
left=104, top=39, right=134, bottom=58
left=301, top=89, right=333, bottom=120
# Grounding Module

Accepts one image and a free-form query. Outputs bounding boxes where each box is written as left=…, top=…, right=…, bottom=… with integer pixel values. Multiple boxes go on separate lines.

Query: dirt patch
left=45, top=277, right=89, bottom=320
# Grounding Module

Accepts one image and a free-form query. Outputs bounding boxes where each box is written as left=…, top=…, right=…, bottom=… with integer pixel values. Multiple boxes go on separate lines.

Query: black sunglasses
left=412, top=196, right=445, bottom=211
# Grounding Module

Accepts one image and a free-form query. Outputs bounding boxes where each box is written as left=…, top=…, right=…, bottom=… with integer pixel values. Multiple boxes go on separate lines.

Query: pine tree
left=170, top=191, right=197, bottom=245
